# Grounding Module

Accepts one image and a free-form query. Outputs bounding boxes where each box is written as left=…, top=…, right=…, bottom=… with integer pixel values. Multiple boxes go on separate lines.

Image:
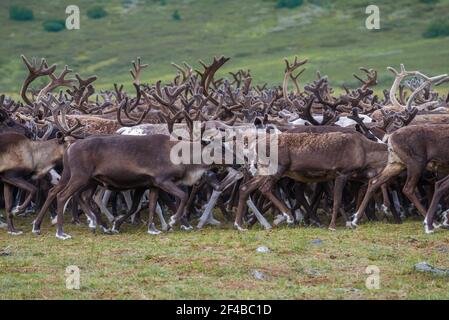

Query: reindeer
left=0, top=130, right=75, bottom=234
left=233, top=128, right=388, bottom=231
left=350, top=66, right=449, bottom=233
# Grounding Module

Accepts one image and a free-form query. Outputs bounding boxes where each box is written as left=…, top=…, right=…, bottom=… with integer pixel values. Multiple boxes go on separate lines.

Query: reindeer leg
left=247, top=196, right=272, bottom=230
left=351, top=163, right=404, bottom=227
left=263, top=190, right=295, bottom=226
left=147, top=188, right=161, bottom=235
left=197, top=189, right=221, bottom=229
left=329, top=175, right=347, bottom=231
left=111, top=189, right=145, bottom=233
left=425, top=175, right=449, bottom=234
left=1, top=177, right=37, bottom=216
left=122, top=190, right=141, bottom=225
left=156, top=180, right=189, bottom=230
left=32, top=183, right=66, bottom=234
left=402, top=164, right=427, bottom=217
left=155, top=202, right=168, bottom=231
left=4, top=183, right=22, bottom=235
left=77, top=193, right=99, bottom=233
left=94, top=188, right=115, bottom=223
left=55, top=178, right=91, bottom=240
left=378, top=184, right=393, bottom=218
left=235, top=176, right=265, bottom=231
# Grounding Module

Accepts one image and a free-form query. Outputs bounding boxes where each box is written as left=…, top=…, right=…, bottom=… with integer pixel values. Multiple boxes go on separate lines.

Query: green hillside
left=1, top=0, right=449, bottom=95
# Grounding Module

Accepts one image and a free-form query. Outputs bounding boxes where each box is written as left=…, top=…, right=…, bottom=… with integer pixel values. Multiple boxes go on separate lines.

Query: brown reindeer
left=350, top=67, right=449, bottom=232
left=350, top=124, right=449, bottom=233
left=0, top=132, right=74, bottom=234
left=31, top=132, right=237, bottom=239
left=234, top=130, right=387, bottom=231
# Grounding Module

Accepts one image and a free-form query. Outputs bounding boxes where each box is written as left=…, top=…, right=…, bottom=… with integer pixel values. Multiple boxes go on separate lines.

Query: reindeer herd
left=1, top=54, right=449, bottom=240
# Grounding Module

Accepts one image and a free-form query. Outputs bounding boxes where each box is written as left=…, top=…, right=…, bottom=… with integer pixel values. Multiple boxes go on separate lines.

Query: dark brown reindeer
left=31, top=128, right=240, bottom=239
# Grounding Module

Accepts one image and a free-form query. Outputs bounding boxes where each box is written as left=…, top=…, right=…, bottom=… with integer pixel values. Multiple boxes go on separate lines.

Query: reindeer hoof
left=11, top=206, right=23, bottom=216
left=147, top=228, right=162, bottom=235
left=423, top=221, right=435, bottom=234
left=51, top=217, right=58, bottom=225
left=234, top=223, right=248, bottom=232
left=56, top=233, right=72, bottom=240
left=8, top=230, right=23, bottom=236
left=31, top=221, right=41, bottom=235
left=346, top=221, right=357, bottom=229
left=100, top=227, right=113, bottom=235
left=328, top=226, right=336, bottom=231
left=168, top=216, right=177, bottom=228
left=181, top=224, right=194, bottom=231
left=147, top=223, right=162, bottom=235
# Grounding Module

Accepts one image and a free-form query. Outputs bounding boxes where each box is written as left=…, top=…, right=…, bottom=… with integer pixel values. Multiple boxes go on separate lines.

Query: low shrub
left=9, top=6, right=34, bottom=21
left=87, top=6, right=108, bottom=19
left=275, top=0, right=304, bottom=9
left=172, top=10, right=181, bottom=21
left=423, top=19, right=449, bottom=38
left=43, top=20, right=66, bottom=33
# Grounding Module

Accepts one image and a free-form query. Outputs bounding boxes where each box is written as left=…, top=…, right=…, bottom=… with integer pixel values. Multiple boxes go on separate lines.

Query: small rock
left=437, top=247, right=449, bottom=253
left=311, top=238, right=323, bottom=246
left=256, top=246, right=270, bottom=253
left=252, top=270, right=267, bottom=281
left=0, top=248, right=11, bottom=257
left=414, top=261, right=449, bottom=276
left=306, top=269, right=321, bottom=277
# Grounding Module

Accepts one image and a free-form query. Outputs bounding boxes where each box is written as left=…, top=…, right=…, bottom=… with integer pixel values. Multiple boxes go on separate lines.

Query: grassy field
left=2, top=0, right=449, bottom=300
left=1, top=216, right=449, bottom=299
left=1, top=0, right=449, bottom=95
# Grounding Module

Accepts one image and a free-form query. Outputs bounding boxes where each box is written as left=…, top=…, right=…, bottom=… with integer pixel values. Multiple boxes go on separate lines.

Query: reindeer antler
left=196, top=56, right=230, bottom=105
left=283, top=56, right=308, bottom=106
left=36, top=65, right=75, bottom=102
left=20, top=55, right=57, bottom=106
left=353, top=67, right=378, bottom=91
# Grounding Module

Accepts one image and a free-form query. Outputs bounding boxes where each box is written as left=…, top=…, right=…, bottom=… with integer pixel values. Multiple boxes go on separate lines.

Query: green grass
left=1, top=216, right=449, bottom=299
left=1, top=0, right=449, bottom=96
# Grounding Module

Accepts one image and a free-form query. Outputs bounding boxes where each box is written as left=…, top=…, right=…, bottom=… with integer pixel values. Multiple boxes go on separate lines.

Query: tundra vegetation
left=1, top=0, right=449, bottom=300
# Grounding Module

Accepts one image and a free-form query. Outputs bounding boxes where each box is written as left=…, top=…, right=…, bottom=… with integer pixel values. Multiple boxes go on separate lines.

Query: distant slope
left=1, top=0, right=449, bottom=94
